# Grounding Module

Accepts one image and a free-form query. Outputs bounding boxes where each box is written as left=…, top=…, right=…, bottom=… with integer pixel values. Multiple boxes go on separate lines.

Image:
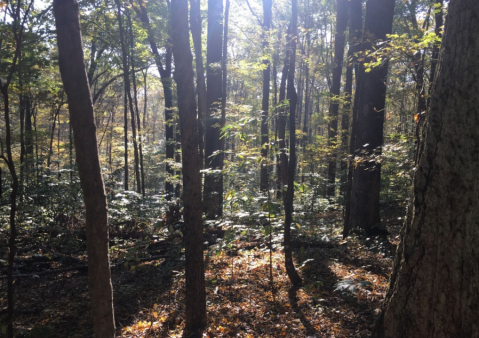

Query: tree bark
left=372, top=2, right=479, bottom=336
left=0, top=2, right=31, bottom=335
left=170, top=0, right=207, bottom=335
left=116, top=1, right=141, bottom=194
left=283, top=0, right=302, bottom=287
left=326, top=0, right=348, bottom=197
left=53, top=1, right=115, bottom=336
left=203, top=0, right=224, bottom=219
left=260, top=0, right=272, bottom=192
left=189, top=0, right=207, bottom=167
left=127, top=13, right=146, bottom=196
left=342, top=0, right=362, bottom=235
left=124, top=81, right=129, bottom=190
left=348, top=0, right=395, bottom=234
left=277, top=26, right=291, bottom=201
left=133, top=0, right=175, bottom=198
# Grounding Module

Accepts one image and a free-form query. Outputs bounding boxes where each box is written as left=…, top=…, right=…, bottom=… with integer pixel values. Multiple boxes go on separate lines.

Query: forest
left=1, top=0, right=478, bottom=337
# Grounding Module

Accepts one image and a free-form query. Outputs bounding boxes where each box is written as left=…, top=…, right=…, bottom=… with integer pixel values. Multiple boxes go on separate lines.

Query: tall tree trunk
left=1, top=86, right=19, bottom=338
left=372, top=1, right=479, bottom=336
left=203, top=0, right=224, bottom=219
left=170, top=0, right=207, bottom=334
left=260, top=0, right=272, bottom=192
left=283, top=0, right=302, bottom=287
left=116, top=2, right=141, bottom=194
left=348, top=0, right=395, bottom=234
left=326, top=0, right=348, bottom=197
left=53, top=0, right=115, bottom=336
left=19, top=92, right=25, bottom=198
left=127, top=14, right=146, bottom=196
left=342, top=0, right=363, bottom=238
left=0, top=3, right=31, bottom=334
left=134, top=0, right=175, bottom=198
left=277, top=26, right=291, bottom=201
left=124, top=81, right=129, bottom=190
left=189, top=0, right=207, bottom=167
left=218, top=0, right=229, bottom=210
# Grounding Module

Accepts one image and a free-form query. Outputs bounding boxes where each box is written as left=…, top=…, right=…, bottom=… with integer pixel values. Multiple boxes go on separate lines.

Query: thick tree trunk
left=53, top=1, right=115, bottom=336
left=260, top=0, right=272, bottom=192
left=326, top=0, right=348, bottom=197
left=203, top=0, right=224, bottom=219
left=348, top=0, right=395, bottom=234
left=372, top=2, right=479, bottom=336
left=170, top=0, right=207, bottom=335
left=283, top=0, right=302, bottom=287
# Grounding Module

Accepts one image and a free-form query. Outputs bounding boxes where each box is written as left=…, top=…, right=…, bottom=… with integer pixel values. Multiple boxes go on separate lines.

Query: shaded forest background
left=0, top=0, right=460, bottom=337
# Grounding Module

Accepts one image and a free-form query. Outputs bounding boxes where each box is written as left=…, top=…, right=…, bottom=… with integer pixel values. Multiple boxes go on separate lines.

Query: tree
left=0, top=2, right=32, bottom=336
left=115, top=0, right=141, bottom=194
left=326, top=0, right=348, bottom=197
left=170, top=0, right=207, bottom=334
left=347, top=0, right=395, bottom=234
left=203, top=0, right=224, bottom=219
left=277, top=26, right=291, bottom=201
left=53, top=0, right=115, bottom=336
left=372, top=1, right=479, bottom=336
left=133, top=0, right=175, bottom=199
left=189, top=0, right=207, bottom=166
left=260, top=0, right=272, bottom=192
left=283, top=0, right=302, bottom=287
left=339, top=0, right=362, bottom=203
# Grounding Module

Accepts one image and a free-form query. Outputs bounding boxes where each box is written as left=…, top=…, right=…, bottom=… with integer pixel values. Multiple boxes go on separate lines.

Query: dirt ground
left=0, top=206, right=404, bottom=337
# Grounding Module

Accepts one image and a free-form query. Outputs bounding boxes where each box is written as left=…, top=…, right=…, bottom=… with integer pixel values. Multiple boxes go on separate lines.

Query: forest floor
left=0, top=203, right=404, bottom=338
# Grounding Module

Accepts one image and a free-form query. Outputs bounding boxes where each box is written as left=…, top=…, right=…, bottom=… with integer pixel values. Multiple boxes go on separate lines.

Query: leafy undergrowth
left=1, top=211, right=397, bottom=338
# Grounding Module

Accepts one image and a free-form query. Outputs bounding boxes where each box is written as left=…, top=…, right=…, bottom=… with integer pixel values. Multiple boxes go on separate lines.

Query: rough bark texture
left=203, top=0, right=224, bottom=219
left=170, top=0, right=207, bottom=335
left=53, top=1, right=115, bottom=336
left=260, top=0, right=272, bottom=192
left=283, top=0, right=302, bottom=287
left=372, top=2, right=479, bottom=337
left=326, top=0, right=348, bottom=197
left=348, top=0, right=395, bottom=234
